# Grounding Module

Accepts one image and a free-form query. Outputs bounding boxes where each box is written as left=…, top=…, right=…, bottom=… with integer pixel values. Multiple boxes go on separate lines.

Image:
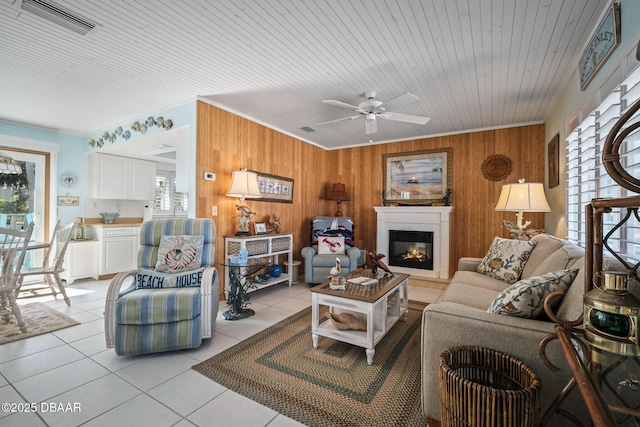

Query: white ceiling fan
left=316, top=90, right=430, bottom=135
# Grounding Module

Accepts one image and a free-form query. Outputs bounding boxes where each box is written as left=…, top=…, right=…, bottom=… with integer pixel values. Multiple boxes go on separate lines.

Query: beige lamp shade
left=226, top=169, right=261, bottom=204
left=495, top=180, right=550, bottom=212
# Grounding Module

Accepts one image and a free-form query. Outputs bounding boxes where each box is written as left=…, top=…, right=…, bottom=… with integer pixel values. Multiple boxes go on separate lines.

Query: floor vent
left=300, top=126, right=317, bottom=132
left=20, top=0, right=99, bottom=36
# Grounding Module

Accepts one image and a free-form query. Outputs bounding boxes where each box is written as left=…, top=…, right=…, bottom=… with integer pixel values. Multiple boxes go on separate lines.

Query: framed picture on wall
left=382, top=148, right=453, bottom=204
left=250, top=171, right=294, bottom=204
left=548, top=133, right=559, bottom=188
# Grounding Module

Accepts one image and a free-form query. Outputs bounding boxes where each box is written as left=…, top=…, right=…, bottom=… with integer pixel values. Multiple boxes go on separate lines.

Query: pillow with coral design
left=155, top=235, right=204, bottom=272
left=488, top=269, right=578, bottom=318
left=477, top=237, right=536, bottom=284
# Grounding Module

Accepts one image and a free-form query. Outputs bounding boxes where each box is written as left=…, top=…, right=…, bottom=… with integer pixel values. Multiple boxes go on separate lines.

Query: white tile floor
left=0, top=278, right=442, bottom=427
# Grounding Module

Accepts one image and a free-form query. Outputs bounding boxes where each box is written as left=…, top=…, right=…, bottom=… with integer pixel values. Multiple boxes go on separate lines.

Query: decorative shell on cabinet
left=481, top=154, right=513, bottom=181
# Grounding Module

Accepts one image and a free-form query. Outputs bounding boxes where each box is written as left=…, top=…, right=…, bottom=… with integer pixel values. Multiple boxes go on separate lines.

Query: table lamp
left=495, top=178, right=550, bottom=240
left=329, top=183, right=350, bottom=217
left=226, top=169, right=261, bottom=236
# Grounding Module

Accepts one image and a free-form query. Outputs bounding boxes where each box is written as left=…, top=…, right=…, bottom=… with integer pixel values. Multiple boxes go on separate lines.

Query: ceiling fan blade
left=380, top=93, right=419, bottom=110
left=365, top=118, right=377, bottom=135
left=316, top=115, right=361, bottom=126
left=323, top=100, right=365, bottom=112
left=379, top=112, right=430, bottom=125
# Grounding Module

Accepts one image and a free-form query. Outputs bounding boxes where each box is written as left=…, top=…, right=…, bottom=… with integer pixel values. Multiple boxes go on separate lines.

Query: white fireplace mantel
left=373, top=206, right=454, bottom=279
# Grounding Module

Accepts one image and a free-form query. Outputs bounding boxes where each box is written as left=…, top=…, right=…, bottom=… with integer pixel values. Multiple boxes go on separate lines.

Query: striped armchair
left=105, top=218, right=219, bottom=356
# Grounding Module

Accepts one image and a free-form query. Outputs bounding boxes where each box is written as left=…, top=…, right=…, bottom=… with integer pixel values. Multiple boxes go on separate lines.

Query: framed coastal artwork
left=382, top=148, right=452, bottom=204
left=250, top=171, right=294, bottom=204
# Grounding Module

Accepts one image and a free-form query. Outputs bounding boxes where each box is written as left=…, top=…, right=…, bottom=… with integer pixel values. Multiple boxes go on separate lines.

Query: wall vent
left=300, top=126, right=317, bottom=133
left=20, top=0, right=99, bottom=36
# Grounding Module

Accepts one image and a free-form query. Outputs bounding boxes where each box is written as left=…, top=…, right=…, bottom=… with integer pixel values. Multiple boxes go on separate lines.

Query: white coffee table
left=310, top=270, right=409, bottom=365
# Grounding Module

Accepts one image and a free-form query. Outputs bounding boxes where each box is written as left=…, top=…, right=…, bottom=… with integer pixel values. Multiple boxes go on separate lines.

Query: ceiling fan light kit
left=316, top=90, right=430, bottom=136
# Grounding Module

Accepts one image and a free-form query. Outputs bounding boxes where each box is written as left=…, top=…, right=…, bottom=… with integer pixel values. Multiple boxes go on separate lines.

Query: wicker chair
left=16, top=221, right=74, bottom=305
left=0, top=223, right=34, bottom=333
left=104, top=218, right=219, bottom=356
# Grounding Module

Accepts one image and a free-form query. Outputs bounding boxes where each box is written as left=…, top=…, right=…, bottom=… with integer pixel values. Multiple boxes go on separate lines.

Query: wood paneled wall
left=196, top=101, right=545, bottom=296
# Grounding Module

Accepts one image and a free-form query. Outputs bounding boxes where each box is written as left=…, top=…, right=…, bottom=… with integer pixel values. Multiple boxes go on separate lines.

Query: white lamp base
left=502, top=211, right=544, bottom=240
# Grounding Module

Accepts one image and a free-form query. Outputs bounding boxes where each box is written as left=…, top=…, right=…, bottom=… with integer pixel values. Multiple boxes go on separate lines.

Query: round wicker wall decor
left=481, top=154, right=513, bottom=181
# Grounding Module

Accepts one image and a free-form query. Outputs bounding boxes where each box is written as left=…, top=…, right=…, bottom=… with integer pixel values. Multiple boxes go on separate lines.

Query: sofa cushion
left=556, top=255, right=628, bottom=321
left=477, top=237, right=536, bottom=284
left=442, top=281, right=506, bottom=310
left=155, top=235, right=204, bottom=272
left=116, top=287, right=201, bottom=325
left=521, top=234, right=566, bottom=279
left=488, top=269, right=578, bottom=318
left=528, top=241, right=584, bottom=279
left=135, top=267, right=205, bottom=289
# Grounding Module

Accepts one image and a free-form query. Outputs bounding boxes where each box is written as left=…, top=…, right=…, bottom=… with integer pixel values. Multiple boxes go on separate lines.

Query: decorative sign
left=579, top=3, right=621, bottom=90
left=57, top=195, right=79, bottom=206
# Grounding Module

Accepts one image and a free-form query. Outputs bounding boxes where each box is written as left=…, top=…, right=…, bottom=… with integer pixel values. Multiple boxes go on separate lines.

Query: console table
left=223, top=233, right=293, bottom=298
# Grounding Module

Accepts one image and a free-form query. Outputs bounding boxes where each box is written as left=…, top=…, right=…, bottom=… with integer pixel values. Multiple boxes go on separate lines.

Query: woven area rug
left=193, top=300, right=426, bottom=427
left=0, top=302, right=80, bottom=344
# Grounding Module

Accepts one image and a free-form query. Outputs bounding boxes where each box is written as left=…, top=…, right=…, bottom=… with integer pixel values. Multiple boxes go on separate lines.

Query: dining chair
left=16, top=221, right=75, bottom=306
left=0, top=223, right=34, bottom=333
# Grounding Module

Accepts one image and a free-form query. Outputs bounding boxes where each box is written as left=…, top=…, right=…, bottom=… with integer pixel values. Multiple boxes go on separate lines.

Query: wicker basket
left=438, top=346, right=541, bottom=427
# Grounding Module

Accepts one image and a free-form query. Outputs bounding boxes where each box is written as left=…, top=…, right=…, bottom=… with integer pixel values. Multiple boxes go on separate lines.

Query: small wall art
left=250, top=171, right=294, bottom=204
left=548, top=133, right=560, bottom=188
left=57, top=195, right=79, bottom=206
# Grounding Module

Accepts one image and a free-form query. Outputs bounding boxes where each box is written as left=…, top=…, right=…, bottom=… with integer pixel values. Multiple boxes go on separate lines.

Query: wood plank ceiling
left=0, top=0, right=608, bottom=149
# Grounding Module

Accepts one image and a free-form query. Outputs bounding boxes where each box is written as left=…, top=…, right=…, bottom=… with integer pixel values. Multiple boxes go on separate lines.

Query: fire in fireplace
left=388, top=230, right=433, bottom=270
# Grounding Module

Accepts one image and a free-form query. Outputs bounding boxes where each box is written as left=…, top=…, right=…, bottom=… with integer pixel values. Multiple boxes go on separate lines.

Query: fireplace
left=374, top=206, right=453, bottom=279
left=389, top=230, right=433, bottom=270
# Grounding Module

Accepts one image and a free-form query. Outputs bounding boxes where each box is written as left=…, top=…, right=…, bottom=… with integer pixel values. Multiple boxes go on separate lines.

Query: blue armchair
left=104, top=218, right=219, bottom=356
left=301, top=216, right=361, bottom=284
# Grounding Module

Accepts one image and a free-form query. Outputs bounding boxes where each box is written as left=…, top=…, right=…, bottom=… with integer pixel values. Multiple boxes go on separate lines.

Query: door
left=0, top=149, right=47, bottom=267
left=0, top=150, right=47, bottom=240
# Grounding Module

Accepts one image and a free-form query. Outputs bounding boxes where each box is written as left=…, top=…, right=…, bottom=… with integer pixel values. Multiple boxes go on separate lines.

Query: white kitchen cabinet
left=62, top=240, right=99, bottom=284
left=89, top=226, right=140, bottom=275
left=86, top=152, right=156, bottom=200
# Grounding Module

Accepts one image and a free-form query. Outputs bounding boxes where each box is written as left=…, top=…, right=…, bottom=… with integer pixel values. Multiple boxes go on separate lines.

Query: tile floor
left=0, top=277, right=442, bottom=427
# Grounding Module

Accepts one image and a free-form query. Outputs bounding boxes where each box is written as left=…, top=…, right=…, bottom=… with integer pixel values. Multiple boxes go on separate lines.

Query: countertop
left=83, top=217, right=143, bottom=228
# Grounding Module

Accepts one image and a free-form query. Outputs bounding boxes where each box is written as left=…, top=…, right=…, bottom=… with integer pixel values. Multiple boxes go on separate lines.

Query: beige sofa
left=421, top=234, right=599, bottom=425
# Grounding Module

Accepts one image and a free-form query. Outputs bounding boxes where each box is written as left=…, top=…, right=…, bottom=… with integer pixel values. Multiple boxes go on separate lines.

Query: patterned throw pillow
left=317, top=236, right=346, bottom=254
left=135, top=267, right=206, bottom=289
left=155, top=235, right=204, bottom=272
left=488, top=269, right=578, bottom=318
left=477, top=237, right=537, bottom=283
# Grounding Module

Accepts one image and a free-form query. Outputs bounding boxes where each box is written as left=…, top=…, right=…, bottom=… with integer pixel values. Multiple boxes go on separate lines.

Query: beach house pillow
left=317, top=236, right=346, bottom=254
left=488, top=269, right=578, bottom=318
left=155, top=235, right=204, bottom=272
left=135, top=267, right=206, bottom=289
left=477, top=237, right=536, bottom=284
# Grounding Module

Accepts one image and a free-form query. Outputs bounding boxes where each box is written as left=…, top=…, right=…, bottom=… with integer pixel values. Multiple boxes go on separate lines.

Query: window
left=154, top=171, right=188, bottom=216
left=566, top=64, right=640, bottom=264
